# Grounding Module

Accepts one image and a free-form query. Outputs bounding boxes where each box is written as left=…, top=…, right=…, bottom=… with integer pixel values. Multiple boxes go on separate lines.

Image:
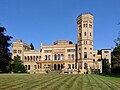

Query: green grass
left=0, top=74, right=120, bottom=90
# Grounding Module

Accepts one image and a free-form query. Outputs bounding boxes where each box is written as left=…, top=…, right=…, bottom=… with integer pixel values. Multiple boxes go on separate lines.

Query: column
left=82, top=62, right=84, bottom=72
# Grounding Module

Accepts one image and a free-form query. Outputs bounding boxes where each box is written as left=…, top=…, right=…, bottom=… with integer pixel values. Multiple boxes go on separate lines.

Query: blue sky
left=0, top=0, right=120, bottom=50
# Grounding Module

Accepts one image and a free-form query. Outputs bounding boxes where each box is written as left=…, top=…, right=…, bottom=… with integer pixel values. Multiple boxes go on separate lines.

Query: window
left=93, top=54, right=95, bottom=57
left=34, top=65, right=36, bottom=69
left=48, top=55, right=51, bottom=60
left=68, top=64, right=71, bottom=69
left=45, top=55, right=47, bottom=60
left=89, top=24, right=92, bottom=28
left=84, top=41, right=86, bottom=44
left=25, top=56, right=27, bottom=60
left=90, top=41, right=92, bottom=44
left=36, top=56, right=38, bottom=61
left=28, top=56, right=29, bottom=61
left=68, top=54, right=71, bottom=60
left=83, top=23, right=88, bottom=28
left=90, top=52, right=92, bottom=54
left=44, top=50, right=52, bottom=53
left=79, top=53, right=81, bottom=58
left=79, top=33, right=81, bottom=37
left=104, top=51, right=109, bottom=53
left=90, top=32, right=91, bottom=36
left=93, top=59, right=95, bottom=62
left=84, top=47, right=87, bottom=50
left=72, top=54, right=74, bottom=60
left=13, top=50, right=17, bottom=53
left=30, top=56, right=32, bottom=61
left=84, top=63, right=88, bottom=69
left=25, top=65, right=27, bottom=70
left=58, top=54, right=60, bottom=60
left=28, top=65, right=30, bottom=70
left=90, top=48, right=92, bottom=50
left=79, top=48, right=81, bottom=50
left=84, top=52, right=87, bottom=58
left=38, top=65, right=39, bottom=69
left=54, top=54, right=57, bottom=60
left=72, top=64, right=74, bottom=69
left=86, top=24, right=88, bottom=28
left=83, top=24, right=86, bottom=28
left=67, top=49, right=75, bottom=52
left=61, top=54, right=64, bottom=60
left=84, top=32, right=86, bottom=36
left=18, top=50, right=22, bottom=54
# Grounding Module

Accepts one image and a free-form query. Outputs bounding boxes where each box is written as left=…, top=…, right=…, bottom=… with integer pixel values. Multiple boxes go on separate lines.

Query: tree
left=10, top=55, right=27, bottom=73
left=0, top=26, right=13, bottom=73
left=111, top=31, right=120, bottom=74
left=30, top=43, right=34, bottom=50
left=111, top=45, right=120, bottom=74
left=102, top=59, right=110, bottom=74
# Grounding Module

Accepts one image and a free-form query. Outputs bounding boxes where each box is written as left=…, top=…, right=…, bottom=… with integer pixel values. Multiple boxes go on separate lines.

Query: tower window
left=89, top=24, right=92, bottom=28
left=84, top=47, right=87, bottom=50
left=79, top=53, right=81, bottom=58
left=79, top=33, right=81, bottom=37
left=84, top=52, right=87, bottom=58
left=84, top=32, right=86, bottom=36
left=90, top=32, right=91, bottom=36
left=86, top=24, right=88, bottom=28
left=83, top=24, right=86, bottom=28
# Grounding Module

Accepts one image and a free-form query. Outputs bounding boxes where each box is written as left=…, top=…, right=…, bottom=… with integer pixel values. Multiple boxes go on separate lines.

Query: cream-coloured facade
left=12, top=13, right=111, bottom=74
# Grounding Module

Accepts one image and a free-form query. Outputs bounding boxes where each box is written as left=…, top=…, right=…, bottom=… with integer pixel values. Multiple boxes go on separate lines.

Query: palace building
left=12, top=13, right=111, bottom=74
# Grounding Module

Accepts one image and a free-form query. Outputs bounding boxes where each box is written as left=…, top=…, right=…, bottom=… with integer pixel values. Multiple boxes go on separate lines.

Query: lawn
left=0, top=74, right=120, bottom=90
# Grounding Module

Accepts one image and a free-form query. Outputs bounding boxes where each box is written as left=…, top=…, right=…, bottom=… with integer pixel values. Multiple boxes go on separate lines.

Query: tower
left=77, top=13, right=94, bottom=73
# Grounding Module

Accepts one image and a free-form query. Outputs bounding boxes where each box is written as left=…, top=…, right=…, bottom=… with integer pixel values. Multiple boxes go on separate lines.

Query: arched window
left=61, top=54, right=64, bottom=60
left=54, top=54, right=57, bottom=60
left=28, top=56, right=29, bottom=61
left=33, top=56, right=35, bottom=61
left=84, top=32, right=86, bottom=36
left=72, top=54, right=74, bottom=60
left=45, top=55, right=47, bottom=60
left=48, top=55, right=51, bottom=60
left=58, top=54, right=60, bottom=60
left=68, top=54, right=71, bottom=60
left=30, top=56, right=32, bottom=61
left=36, top=56, right=38, bottom=61
left=25, top=56, right=26, bottom=61
left=84, top=52, right=87, bottom=58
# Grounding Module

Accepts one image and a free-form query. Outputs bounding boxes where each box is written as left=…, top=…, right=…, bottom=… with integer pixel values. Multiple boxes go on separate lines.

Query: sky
left=0, top=0, right=120, bottom=50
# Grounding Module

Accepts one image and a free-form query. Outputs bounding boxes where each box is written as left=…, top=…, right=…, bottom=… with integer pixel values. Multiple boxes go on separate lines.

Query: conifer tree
left=0, top=26, right=13, bottom=73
